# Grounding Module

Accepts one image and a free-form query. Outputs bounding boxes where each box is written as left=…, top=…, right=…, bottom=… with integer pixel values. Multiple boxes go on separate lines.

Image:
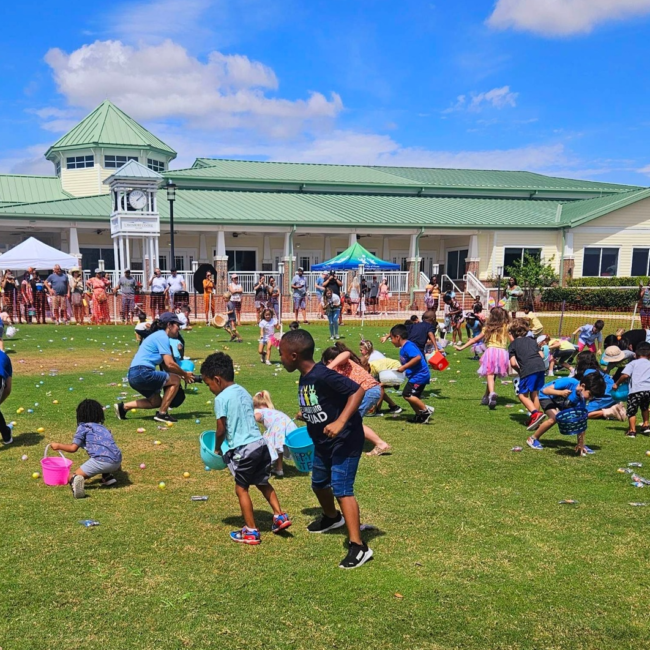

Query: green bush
left=567, top=276, right=649, bottom=287
left=541, top=287, right=638, bottom=308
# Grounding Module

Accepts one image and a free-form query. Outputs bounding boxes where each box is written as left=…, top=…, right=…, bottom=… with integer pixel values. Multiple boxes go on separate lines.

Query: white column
left=349, top=233, right=357, bottom=248
left=113, top=238, right=119, bottom=276
left=199, top=234, right=208, bottom=261
left=283, top=232, right=292, bottom=258
left=125, top=237, right=131, bottom=270
left=118, top=236, right=126, bottom=277
left=69, top=227, right=80, bottom=256
left=154, top=238, right=160, bottom=268
left=132, top=238, right=141, bottom=260
left=409, top=233, right=419, bottom=259
left=216, top=231, right=226, bottom=258
left=263, top=235, right=272, bottom=265
left=324, top=235, right=331, bottom=260
left=382, top=236, right=390, bottom=261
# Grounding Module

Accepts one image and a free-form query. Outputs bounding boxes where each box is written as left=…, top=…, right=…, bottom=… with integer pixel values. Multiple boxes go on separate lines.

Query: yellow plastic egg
left=37, top=427, right=45, bottom=433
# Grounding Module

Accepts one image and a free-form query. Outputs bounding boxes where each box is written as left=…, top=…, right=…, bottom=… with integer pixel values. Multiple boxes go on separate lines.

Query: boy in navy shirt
left=390, top=324, right=434, bottom=424
left=280, top=329, right=373, bottom=569
left=0, top=349, right=13, bottom=444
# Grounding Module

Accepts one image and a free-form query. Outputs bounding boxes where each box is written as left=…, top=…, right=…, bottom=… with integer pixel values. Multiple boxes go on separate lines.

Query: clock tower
left=104, top=159, right=163, bottom=281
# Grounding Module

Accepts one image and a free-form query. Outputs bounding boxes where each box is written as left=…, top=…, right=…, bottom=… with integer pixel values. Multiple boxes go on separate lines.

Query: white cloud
left=43, top=40, right=342, bottom=134
left=487, top=0, right=650, bottom=37
left=444, top=86, right=518, bottom=113
left=0, top=145, right=55, bottom=175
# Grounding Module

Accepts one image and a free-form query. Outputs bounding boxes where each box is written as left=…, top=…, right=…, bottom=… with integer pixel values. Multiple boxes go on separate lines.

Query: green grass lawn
left=1, top=323, right=649, bottom=650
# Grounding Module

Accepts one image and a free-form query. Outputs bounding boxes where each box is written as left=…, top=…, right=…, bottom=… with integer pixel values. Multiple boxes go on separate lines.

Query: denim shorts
left=80, top=457, right=122, bottom=478
left=311, top=448, right=361, bottom=498
left=128, top=365, right=169, bottom=399
left=359, top=385, right=382, bottom=418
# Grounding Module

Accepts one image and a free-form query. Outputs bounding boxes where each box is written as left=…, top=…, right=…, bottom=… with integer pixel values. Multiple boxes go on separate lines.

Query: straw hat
left=211, top=315, right=226, bottom=328
left=602, top=345, right=627, bottom=364
left=69, top=266, right=80, bottom=273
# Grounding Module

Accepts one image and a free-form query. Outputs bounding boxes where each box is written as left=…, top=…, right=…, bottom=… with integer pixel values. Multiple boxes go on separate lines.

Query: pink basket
left=40, top=445, right=73, bottom=486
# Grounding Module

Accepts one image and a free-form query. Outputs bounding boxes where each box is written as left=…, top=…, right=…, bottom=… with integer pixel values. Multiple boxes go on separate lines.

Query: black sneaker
left=101, top=473, right=117, bottom=487
left=1, top=425, right=13, bottom=445
left=339, top=542, right=373, bottom=569
left=154, top=412, right=178, bottom=424
left=114, top=402, right=126, bottom=420
left=408, top=410, right=431, bottom=424
left=388, top=405, right=403, bottom=415
left=307, top=511, right=346, bottom=533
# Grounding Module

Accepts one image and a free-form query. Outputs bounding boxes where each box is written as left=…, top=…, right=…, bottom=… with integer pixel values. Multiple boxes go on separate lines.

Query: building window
left=55, top=160, right=61, bottom=176
left=583, top=248, right=618, bottom=277
left=503, top=247, right=542, bottom=272
left=66, top=155, right=94, bottom=169
left=446, top=249, right=468, bottom=280
left=632, top=248, right=650, bottom=276
left=80, top=247, right=115, bottom=271
left=227, top=250, right=256, bottom=272
left=104, top=155, right=138, bottom=168
left=299, top=256, right=311, bottom=271
left=147, top=158, right=165, bottom=172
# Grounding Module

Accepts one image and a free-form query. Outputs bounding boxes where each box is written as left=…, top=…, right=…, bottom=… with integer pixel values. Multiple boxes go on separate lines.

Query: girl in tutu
left=253, top=390, right=297, bottom=477
left=455, top=307, right=511, bottom=409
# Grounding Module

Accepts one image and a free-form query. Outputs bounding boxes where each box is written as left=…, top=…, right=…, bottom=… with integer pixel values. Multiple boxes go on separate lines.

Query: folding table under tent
left=0, top=237, right=78, bottom=270
left=312, top=242, right=400, bottom=326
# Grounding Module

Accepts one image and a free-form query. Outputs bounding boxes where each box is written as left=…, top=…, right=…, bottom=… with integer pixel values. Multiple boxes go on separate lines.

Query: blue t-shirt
left=0, top=350, right=12, bottom=379
left=400, top=340, right=430, bottom=385
left=46, top=272, right=69, bottom=295
left=298, top=362, right=364, bottom=455
left=130, top=330, right=172, bottom=369
left=214, top=384, right=262, bottom=450
left=73, top=422, right=122, bottom=464
left=578, top=324, right=603, bottom=346
left=541, top=377, right=584, bottom=407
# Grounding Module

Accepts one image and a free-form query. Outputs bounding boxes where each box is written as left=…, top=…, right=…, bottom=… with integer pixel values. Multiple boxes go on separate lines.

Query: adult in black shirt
left=254, top=275, right=270, bottom=319
left=323, top=272, right=343, bottom=324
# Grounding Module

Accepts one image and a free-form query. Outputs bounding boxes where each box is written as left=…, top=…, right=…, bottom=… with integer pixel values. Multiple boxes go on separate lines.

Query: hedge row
left=567, top=276, right=649, bottom=287
left=540, top=287, right=639, bottom=308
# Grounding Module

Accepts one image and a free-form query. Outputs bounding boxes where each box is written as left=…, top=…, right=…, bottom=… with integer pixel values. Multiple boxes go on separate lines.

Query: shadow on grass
left=222, top=510, right=295, bottom=536
left=542, top=439, right=603, bottom=456
left=2, top=431, right=44, bottom=448
left=274, top=464, right=309, bottom=479
left=85, top=469, right=134, bottom=490
left=298, top=507, right=387, bottom=542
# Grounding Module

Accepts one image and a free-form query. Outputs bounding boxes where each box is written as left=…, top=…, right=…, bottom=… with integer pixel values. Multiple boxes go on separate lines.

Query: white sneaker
left=70, top=474, right=85, bottom=499
left=265, top=360, right=272, bottom=365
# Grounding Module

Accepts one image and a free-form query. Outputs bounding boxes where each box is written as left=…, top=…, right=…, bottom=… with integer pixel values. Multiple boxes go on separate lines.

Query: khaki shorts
left=51, top=296, right=66, bottom=311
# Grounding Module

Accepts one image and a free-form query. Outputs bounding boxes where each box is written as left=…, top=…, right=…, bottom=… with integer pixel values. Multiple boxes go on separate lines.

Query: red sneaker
left=526, top=411, right=547, bottom=431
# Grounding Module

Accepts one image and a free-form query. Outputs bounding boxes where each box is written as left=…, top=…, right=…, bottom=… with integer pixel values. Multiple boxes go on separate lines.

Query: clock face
left=128, top=190, right=147, bottom=210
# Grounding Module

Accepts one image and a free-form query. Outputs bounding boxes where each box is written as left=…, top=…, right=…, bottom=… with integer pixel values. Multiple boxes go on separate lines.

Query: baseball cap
left=536, top=334, right=548, bottom=344
left=134, top=322, right=149, bottom=332
left=298, top=267, right=304, bottom=272
left=159, top=312, right=182, bottom=325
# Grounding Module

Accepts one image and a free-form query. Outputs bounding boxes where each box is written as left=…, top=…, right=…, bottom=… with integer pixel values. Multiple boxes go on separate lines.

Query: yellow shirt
left=486, top=326, right=510, bottom=349
left=369, top=357, right=401, bottom=376
left=527, top=312, right=543, bottom=336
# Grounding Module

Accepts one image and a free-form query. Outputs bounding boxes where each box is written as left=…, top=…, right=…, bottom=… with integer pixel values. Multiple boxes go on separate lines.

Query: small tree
left=505, top=254, right=559, bottom=304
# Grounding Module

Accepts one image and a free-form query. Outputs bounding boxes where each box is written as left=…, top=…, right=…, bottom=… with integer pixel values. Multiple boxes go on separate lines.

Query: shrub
left=567, top=277, right=649, bottom=287
left=541, top=287, right=638, bottom=309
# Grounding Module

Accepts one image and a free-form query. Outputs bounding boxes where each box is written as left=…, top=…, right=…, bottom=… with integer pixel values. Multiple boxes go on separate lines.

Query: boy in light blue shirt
left=201, top=352, right=291, bottom=545
left=572, top=320, right=605, bottom=355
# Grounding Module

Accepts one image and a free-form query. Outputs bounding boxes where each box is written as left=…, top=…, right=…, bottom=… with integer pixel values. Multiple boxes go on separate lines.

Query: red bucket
left=428, top=351, right=449, bottom=371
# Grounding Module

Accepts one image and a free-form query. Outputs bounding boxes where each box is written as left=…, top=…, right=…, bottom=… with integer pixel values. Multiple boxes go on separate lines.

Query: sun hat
left=159, top=312, right=182, bottom=325
left=536, top=334, right=548, bottom=344
left=602, top=346, right=627, bottom=364
left=69, top=267, right=80, bottom=273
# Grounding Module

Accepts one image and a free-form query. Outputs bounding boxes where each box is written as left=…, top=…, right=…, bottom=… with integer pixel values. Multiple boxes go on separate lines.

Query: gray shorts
left=224, top=438, right=271, bottom=489
left=79, top=458, right=122, bottom=478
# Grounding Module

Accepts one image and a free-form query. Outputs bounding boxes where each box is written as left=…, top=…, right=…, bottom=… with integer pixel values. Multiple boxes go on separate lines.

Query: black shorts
left=627, top=391, right=650, bottom=418
left=552, top=349, right=576, bottom=364
left=540, top=396, right=571, bottom=413
left=403, top=381, right=426, bottom=399
left=224, top=439, right=272, bottom=489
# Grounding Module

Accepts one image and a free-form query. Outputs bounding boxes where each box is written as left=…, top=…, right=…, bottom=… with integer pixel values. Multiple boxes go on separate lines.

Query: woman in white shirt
left=228, top=274, right=244, bottom=326
left=148, top=268, right=168, bottom=317
left=322, top=288, right=341, bottom=340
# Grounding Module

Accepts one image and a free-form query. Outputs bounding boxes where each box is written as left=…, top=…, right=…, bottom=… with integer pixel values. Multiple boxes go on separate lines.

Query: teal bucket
left=285, top=427, right=314, bottom=473
left=611, top=383, right=629, bottom=402
left=199, top=430, right=231, bottom=471
left=179, top=359, right=195, bottom=373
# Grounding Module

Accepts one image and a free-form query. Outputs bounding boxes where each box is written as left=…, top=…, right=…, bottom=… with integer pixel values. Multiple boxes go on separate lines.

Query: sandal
left=365, top=445, right=392, bottom=457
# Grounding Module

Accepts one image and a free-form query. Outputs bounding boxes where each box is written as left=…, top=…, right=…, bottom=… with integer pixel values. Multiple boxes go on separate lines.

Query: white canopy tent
left=0, top=237, right=78, bottom=271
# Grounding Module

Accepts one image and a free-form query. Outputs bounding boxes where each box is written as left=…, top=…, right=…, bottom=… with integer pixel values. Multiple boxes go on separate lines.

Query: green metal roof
left=558, top=188, right=650, bottom=227
left=45, top=100, right=176, bottom=159
left=0, top=189, right=565, bottom=229
left=175, top=158, right=640, bottom=195
left=0, top=174, right=70, bottom=205
left=104, top=159, right=163, bottom=182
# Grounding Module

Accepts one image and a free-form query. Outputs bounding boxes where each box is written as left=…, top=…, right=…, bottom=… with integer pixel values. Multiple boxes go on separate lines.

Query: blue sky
left=2, top=0, right=650, bottom=185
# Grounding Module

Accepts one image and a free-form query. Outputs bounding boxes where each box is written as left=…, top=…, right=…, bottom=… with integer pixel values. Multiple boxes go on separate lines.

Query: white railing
left=303, top=272, right=348, bottom=293
left=83, top=270, right=192, bottom=291
left=225, top=271, right=282, bottom=294
left=441, top=274, right=463, bottom=296
left=418, top=271, right=430, bottom=290
left=464, top=271, right=490, bottom=307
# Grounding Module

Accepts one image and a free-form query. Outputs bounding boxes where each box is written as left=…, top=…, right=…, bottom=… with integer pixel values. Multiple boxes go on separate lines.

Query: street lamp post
left=166, top=180, right=177, bottom=271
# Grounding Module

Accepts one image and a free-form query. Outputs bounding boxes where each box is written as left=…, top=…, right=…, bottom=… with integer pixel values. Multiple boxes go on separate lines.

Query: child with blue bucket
left=279, top=329, right=374, bottom=570
left=200, top=352, right=291, bottom=545
left=526, top=371, right=606, bottom=456
left=50, top=399, right=123, bottom=499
